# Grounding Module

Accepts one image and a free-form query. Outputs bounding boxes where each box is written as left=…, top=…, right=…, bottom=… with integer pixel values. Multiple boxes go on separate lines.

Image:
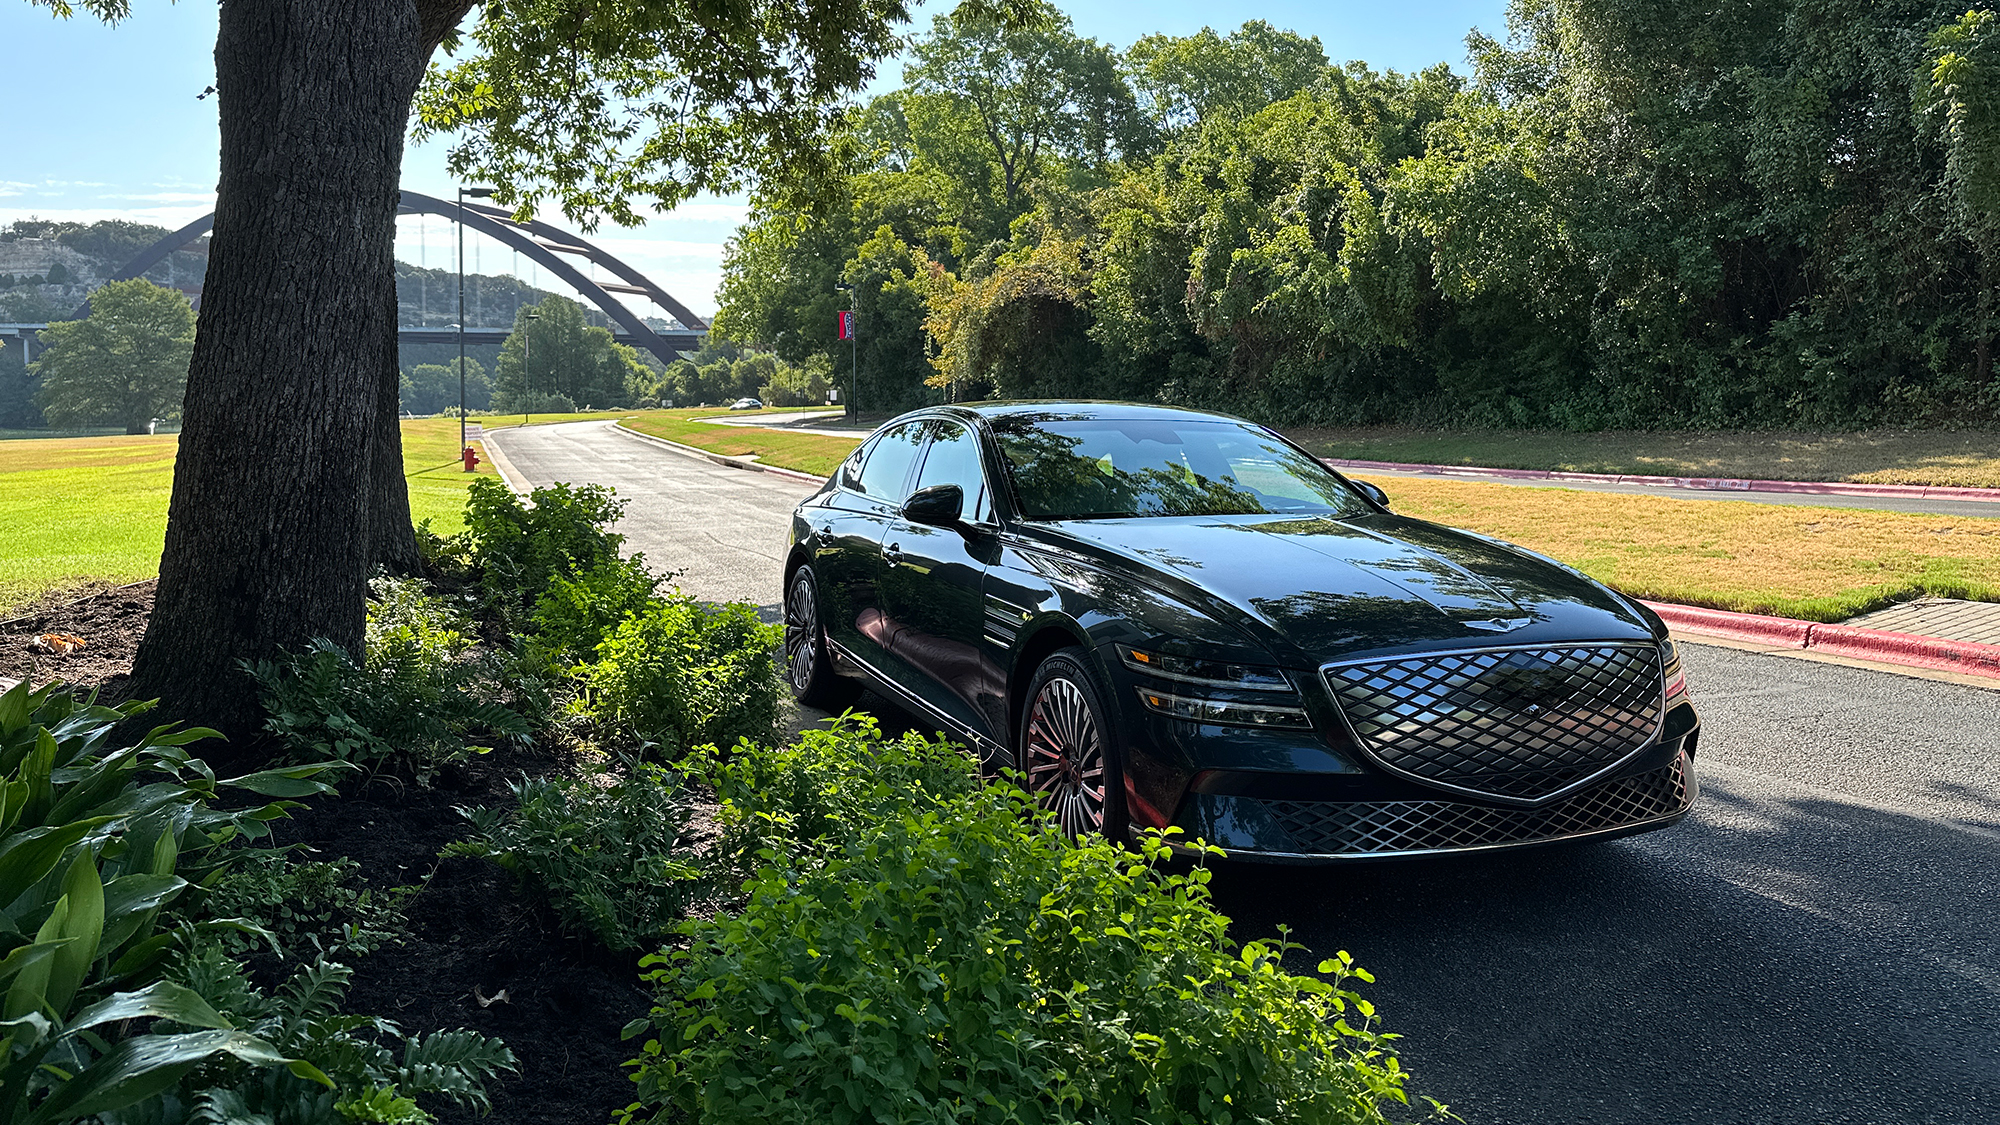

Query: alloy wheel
left=784, top=570, right=819, bottom=693
left=1024, top=676, right=1107, bottom=836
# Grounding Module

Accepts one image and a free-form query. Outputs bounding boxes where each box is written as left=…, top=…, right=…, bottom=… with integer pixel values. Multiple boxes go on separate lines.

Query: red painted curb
left=1324, top=458, right=2000, bottom=505
left=1642, top=600, right=2000, bottom=680
left=1641, top=602, right=1812, bottom=649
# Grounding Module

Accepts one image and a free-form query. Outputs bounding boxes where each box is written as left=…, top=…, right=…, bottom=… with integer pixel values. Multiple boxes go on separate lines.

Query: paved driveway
left=486, top=419, right=2000, bottom=1123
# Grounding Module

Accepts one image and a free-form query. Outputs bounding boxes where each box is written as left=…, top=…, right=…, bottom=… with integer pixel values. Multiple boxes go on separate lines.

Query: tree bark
left=131, top=0, right=429, bottom=736
left=369, top=348, right=423, bottom=573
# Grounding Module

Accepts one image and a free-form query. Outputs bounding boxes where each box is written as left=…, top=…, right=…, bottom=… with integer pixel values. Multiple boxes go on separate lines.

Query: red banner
left=837, top=310, right=854, bottom=340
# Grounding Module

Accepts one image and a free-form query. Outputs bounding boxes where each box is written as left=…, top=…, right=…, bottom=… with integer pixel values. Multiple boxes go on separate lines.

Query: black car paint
left=786, top=401, right=1700, bottom=858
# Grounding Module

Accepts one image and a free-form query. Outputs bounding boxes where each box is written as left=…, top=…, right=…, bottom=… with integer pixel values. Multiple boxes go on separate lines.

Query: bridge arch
left=70, top=191, right=708, bottom=366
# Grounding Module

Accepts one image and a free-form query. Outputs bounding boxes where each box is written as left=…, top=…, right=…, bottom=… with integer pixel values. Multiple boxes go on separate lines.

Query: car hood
left=1036, top=513, right=1656, bottom=664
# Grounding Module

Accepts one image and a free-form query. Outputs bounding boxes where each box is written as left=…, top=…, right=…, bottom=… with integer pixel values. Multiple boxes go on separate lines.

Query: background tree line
left=716, top=0, right=2000, bottom=430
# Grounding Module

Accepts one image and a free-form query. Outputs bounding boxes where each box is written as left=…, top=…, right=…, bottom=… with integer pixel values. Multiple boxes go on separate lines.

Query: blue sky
left=0, top=1, right=1508, bottom=317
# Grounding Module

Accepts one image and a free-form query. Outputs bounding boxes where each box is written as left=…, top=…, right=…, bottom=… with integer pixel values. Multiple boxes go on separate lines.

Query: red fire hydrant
left=461, top=445, right=481, bottom=472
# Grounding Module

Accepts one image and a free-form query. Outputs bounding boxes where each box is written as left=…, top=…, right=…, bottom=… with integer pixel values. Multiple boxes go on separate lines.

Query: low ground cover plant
left=248, top=576, right=530, bottom=785
left=448, top=764, right=706, bottom=953
left=620, top=719, right=1438, bottom=1125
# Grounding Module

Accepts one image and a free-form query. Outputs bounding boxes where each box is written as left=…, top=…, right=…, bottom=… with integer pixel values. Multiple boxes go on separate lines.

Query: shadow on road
left=1201, top=779, right=2000, bottom=1124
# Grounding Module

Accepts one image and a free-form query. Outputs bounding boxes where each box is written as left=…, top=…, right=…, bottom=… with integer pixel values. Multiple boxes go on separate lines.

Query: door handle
left=883, top=543, right=905, bottom=567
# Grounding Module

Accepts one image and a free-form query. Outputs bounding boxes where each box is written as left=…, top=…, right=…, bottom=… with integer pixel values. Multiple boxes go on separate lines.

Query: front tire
left=784, top=565, right=859, bottom=712
left=1020, top=648, right=1129, bottom=840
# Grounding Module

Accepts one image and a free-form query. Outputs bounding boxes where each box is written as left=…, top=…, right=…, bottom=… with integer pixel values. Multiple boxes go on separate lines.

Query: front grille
left=1264, top=753, right=1692, bottom=856
left=1324, top=644, right=1664, bottom=803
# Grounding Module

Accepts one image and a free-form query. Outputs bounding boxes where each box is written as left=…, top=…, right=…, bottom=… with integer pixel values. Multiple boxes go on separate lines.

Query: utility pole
left=836, top=283, right=857, bottom=421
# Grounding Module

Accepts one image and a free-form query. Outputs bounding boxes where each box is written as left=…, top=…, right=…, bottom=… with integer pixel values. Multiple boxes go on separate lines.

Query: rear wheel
left=784, top=565, right=859, bottom=712
left=1020, top=649, right=1128, bottom=840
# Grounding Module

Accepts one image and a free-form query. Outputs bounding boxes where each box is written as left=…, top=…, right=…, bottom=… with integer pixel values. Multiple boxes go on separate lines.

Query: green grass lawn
left=0, top=421, right=499, bottom=615
left=1294, top=426, right=2000, bottom=488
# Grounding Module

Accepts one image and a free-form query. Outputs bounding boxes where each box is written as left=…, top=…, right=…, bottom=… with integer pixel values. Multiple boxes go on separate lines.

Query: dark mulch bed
left=280, top=745, right=654, bottom=1125
left=4, top=583, right=653, bottom=1125
left=0, top=579, right=151, bottom=697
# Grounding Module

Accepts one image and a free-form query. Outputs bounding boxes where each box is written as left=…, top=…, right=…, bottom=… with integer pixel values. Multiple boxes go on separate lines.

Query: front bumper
left=1172, top=744, right=1698, bottom=863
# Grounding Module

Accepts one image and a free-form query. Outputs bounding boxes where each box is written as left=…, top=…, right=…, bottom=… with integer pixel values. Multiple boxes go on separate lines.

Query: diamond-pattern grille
left=1324, top=644, right=1664, bottom=802
left=1264, top=754, right=1692, bottom=856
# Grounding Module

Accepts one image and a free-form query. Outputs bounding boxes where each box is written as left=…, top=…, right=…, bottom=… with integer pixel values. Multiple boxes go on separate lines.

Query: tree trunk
left=370, top=348, right=422, bottom=573
left=131, top=0, right=428, bottom=736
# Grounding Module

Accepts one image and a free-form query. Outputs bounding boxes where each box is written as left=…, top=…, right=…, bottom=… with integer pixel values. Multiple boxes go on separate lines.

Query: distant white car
left=729, top=397, right=763, bottom=410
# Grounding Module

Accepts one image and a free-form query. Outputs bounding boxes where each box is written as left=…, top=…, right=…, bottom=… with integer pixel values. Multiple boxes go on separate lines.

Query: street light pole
left=522, top=309, right=541, bottom=427
left=457, top=186, right=494, bottom=453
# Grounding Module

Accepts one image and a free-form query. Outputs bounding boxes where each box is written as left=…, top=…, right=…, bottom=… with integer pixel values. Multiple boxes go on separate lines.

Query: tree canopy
left=31, top=278, right=194, bottom=433
left=714, top=0, right=2000, bottom=431
left=492, top=297, right=649, bottom=411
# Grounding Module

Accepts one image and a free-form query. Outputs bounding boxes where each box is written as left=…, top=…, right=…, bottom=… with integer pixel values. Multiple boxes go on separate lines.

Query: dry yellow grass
left=1361, top=475, right=2000, bottom=621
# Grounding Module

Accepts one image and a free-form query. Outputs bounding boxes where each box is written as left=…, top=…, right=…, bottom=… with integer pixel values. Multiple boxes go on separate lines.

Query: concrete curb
left=1324, top=457, right=2000, bottom=504
left=475, top=433, right=530, bottom=496
left=1642, top=600, right=2000, bottom=680
left=612, top=421, right=830, bottom=485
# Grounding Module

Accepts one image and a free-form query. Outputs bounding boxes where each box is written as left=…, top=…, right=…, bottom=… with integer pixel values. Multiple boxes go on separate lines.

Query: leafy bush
left=0, top=681, right=348, bottom=1123
left=458, top=477, right=628, bottom=618
left=578, top=595, right=783, bottom=758
left=250, top=577, right=529, bottom=784
left=526, top=554, right=665, bottom=670
left=448, top=764, right=706, bottom=953
left=621, top=720, right=1438, bottom=1125
left=492, top=390, right=577, bottom=414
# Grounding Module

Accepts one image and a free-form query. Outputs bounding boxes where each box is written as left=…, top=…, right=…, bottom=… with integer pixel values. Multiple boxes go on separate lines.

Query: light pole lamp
left=521, top=309, right=541, bottom=426
left=457, top=186, right=495, bottom=453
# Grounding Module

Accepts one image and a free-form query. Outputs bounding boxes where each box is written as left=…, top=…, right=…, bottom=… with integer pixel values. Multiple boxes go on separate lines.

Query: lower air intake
left=1263, top=753, right=1693, bottom=857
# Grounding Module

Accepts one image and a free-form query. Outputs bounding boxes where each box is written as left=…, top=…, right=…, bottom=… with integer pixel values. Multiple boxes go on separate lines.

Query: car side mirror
left=902, top=483, right=964, bottom=526
left=1353, top=479, right=1390, bottom=509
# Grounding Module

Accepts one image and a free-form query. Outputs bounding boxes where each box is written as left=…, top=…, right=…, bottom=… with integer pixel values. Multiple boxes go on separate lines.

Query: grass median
left=1361, top=475, right=2000, bottom=621
left=618, top=413, right=860, bottom=478
left=1298, top=426, right=2000, bottom=489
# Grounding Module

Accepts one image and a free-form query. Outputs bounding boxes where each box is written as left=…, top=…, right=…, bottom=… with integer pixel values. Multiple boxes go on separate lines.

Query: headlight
left=1119, top=647, right=1292, bottom=691
left=1133, top=686, right=1313, bottom=729
left=1662, top=638, right=1690, bottom=708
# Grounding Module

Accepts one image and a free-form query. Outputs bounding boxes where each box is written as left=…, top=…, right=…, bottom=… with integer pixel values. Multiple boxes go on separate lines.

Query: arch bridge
left=63, top=190, right=708, bottom=364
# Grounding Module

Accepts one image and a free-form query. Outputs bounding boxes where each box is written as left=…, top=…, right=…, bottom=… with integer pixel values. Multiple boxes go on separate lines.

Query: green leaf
left=67, top=980, right=233, bottom=1034
left=43, top=850, right=105, bottom=1016
left=28, top=1030, right=321, bottom=1122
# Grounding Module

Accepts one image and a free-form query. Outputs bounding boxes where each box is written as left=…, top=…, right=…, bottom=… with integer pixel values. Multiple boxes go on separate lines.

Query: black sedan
left=782, top=402, right=1699, bottom=860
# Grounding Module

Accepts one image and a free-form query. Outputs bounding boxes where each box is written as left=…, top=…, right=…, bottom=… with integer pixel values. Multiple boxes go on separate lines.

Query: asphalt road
left=488, top=419, right=2000, bottom=1124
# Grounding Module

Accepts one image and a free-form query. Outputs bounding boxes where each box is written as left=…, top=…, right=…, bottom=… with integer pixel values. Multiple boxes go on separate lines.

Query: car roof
left=908, top=400, right=1259, bottom=428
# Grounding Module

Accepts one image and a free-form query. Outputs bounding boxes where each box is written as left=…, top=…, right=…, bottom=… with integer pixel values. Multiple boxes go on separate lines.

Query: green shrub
left=578, top=595, right=783, bottom=758
left=0, top=681, right=350, bottom=1124
left=621, top=721, right=1438, bottom=1125
left=250, top=578, right=529, bottom=784
left=448, top=764, right=706, bottom=953
left=526, top=554, right=664, bottom=670
left=460, top=477, right=628, bottom=618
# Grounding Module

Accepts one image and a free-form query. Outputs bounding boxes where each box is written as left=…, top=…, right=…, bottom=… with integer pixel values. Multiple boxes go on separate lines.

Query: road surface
left=486, top=419, right=2000, bottom=1124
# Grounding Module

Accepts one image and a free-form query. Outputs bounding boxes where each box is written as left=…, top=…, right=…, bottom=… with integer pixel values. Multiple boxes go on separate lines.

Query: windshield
left=993, top=417, right=1373, bottom=520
